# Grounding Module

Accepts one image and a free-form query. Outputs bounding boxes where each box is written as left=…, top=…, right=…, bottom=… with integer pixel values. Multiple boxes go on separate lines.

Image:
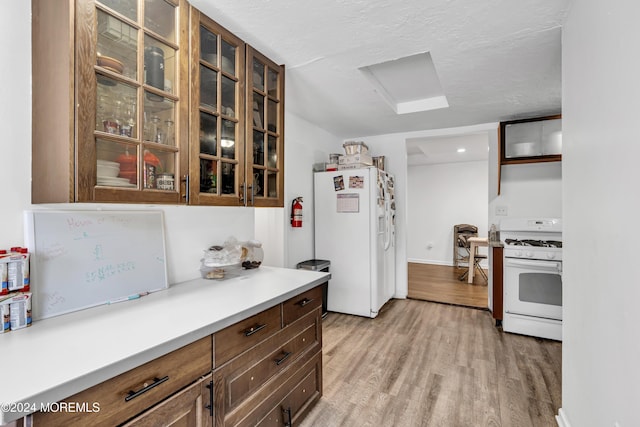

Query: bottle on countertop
left=489, top=224, right=500, bottom=243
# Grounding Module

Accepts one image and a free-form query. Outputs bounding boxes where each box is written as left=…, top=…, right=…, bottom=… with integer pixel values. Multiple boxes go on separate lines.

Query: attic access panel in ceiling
left=360, top=52, right=448, bottom=115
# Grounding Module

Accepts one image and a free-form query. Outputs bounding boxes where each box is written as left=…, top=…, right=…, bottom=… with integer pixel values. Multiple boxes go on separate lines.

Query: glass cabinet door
left=500, top=115, right=562, bottom=164
left=246, top=46, right=284, bottom=207
left=75, top=0, right=187, bottom=203
left=189, top=10, right=245, bottom=206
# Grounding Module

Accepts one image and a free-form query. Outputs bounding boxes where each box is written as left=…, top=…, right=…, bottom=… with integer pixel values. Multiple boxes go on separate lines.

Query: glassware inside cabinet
left=96, top=78, right=137, bottom=137
left=253, top=58, right=264, bottom=91
left=253, top=130, right=264, bottom=165
left=144, top=0, right=176, bottom=43
left=96, top=10, right=137, bottom=81
left=200, top=112, right=217, bottom=155
left=221, top=119, right=236, bottom=159
left=253, top=169, right=264, bottom=197
left=98, top=0, right=137, bottom=21
left=221, top=40, right=236, bottom=75
left=96, top=139, right=138, bottom=187
left=143, top=93, right=175, bottom=145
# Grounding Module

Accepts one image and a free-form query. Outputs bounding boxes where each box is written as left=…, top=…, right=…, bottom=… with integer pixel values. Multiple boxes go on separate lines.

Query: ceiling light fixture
left=457, top=148, right=466, bottom=153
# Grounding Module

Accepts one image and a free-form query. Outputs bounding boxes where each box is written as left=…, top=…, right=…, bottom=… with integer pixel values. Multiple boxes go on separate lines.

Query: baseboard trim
left=556, top=408, right=571, bottom=427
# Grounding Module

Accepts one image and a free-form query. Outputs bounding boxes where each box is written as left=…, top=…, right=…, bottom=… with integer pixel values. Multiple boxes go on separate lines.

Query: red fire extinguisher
left=291, top=197, right=303, bottom=227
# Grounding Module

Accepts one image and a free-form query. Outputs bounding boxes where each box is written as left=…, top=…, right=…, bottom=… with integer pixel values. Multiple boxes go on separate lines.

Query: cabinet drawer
left=215, top=309, right=321, bottom=414
left=32, top=337, right=212, bottom=427
left=282, top=286, right=322, bottom=327
left=215, top=305, right=282, bottom=366
left=235, top=351, right=322, bottom=427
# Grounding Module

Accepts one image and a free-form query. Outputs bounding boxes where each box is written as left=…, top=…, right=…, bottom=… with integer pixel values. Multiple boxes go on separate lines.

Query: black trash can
left=296, top=259, right=330, bottom=318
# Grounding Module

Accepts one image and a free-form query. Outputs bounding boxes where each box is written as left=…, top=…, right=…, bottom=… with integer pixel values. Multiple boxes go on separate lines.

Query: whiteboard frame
left=24, top=210, right=169, bottom=320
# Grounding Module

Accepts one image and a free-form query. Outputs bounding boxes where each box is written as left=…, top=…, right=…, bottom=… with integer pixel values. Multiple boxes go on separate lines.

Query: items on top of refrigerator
left=342, top=141, right=369, bottom=155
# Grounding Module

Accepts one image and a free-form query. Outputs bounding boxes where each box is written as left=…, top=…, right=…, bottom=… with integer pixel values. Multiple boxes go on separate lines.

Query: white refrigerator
left=314, top=167, right=395, bottom=318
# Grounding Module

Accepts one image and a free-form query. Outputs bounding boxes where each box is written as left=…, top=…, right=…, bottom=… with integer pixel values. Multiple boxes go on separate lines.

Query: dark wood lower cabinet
left=492, top=245, right=504, bottom=323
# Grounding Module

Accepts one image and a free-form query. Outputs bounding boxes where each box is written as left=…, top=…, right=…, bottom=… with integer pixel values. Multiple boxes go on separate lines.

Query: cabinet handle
left=205, top=380, right=214, bottom=416
left=124, top=376, right=169, bottom=402
left=274, top=351, right=292, bottom=366
left=249, top=183, right=254, bottom=206
left=296, top=298, right=314, bottom=307
left=244, top=323, right=266, bottom=337
left=240, top=181, right=246, bottom=206
left=282, top=407, right=292, bottom=427
left=182, top=175, right=190, bottom=204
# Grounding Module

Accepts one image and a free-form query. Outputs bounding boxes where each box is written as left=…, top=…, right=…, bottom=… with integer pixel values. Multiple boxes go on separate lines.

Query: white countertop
left=0, top=266, right=329, bottom=424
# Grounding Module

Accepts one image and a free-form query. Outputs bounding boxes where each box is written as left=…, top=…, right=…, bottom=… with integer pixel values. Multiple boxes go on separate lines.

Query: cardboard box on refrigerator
left=338, top=153, right=373, bottom=166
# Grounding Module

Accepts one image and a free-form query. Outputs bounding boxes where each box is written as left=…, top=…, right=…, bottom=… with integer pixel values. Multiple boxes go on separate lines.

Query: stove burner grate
left=505, top=239, right=562, bottom=248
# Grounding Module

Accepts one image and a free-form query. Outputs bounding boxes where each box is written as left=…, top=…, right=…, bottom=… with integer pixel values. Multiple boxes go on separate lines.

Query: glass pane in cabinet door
left=267, top=99, right=278, bottom=132
left=97, top=10, right=137, bottom=80
left=221, top=119, right=236, bottom=159
left=96, top=77, right=137, bottom=138
left=221, top=40, right=236, bottom=75
left=143, top=93, right=176, bottom=145
left=200, top=65, right=217, bottom=110
left=267, top=68, right=278, bottom=98
left=267, top=135, right=277, bottom=168
left=96, top=139, right=138, bottom=186
left=200, top=112, right=217, bottom=155
left=144, top=35, right=175, bottom=95
left=142, top=148, right=175, bottom=190
left=221, top=75, right=236, bottom=118
left=253, top=131, right=264, bottom=165
left=144, top=0, right=176, bottom=43
left=221, top=162, right=236, bottom=195
left=267, top=171, right=278, bottom=198
left=200, top=26, right=217, bottom=65
left=252, top=169, right=264, bottom=197
left=253, top=59, right=264, bottom=91
left=142, top=148, right=173, bottom=189
left=99, top=0, right=137, bottom=21
left=252, top=94, right=264, bottom=129
left=200, top=158, right=218, bottom=193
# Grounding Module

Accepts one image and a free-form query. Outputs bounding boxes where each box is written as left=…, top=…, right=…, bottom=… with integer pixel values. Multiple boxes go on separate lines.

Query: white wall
left=407, top=161, right=488, bottom=265
left=560, top=1, right=640, bottom=426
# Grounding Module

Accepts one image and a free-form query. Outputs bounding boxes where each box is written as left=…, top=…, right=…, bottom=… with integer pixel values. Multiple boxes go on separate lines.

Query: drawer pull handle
left=205, top=380, right=214, bottom=416
left=282, top=407, right=292, bottom=427
left=297, top=297, right=314, bottom=307
left=275, top=351, right=292, bottom=366
left=125, top=376, right=169, bottom=402
left=244, top=323, right=266, bottom=337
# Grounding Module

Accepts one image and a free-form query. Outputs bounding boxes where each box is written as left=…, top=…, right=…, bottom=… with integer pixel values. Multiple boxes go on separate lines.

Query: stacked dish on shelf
left=97, top=159, right=136, bottom=187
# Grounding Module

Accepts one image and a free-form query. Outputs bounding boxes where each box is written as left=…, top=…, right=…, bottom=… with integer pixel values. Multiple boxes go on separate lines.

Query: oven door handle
left=505, top=259, right=562, bottom=272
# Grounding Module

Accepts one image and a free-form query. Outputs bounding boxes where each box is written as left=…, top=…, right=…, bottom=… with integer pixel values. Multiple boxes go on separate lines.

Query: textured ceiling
left=189, top=0, right=571, bottom=140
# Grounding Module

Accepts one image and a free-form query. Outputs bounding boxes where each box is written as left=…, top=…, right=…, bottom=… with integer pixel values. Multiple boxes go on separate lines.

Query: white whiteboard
left=25, top=210, right=168, bottom=320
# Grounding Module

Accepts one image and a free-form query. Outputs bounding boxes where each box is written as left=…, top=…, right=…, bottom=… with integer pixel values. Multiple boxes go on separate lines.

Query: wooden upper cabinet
left=33, top=0, right=285, bottom=207
left=32, top=0, right=190, bottom=204
left=188, top=8, right=246, bottom=206
left=246, top=47, right=285, bottom=207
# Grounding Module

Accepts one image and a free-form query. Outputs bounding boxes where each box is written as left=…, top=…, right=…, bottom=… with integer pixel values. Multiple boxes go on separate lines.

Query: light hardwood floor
left=300, top=299, right=561, bottom=427
left=408, top=262, right=488, bottom=309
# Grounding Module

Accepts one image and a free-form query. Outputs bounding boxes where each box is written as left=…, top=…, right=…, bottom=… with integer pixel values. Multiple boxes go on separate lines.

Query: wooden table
left=468, top=237, right=488, bottom=283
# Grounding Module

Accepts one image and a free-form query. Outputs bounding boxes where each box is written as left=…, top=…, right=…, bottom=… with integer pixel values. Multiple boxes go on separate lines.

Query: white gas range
left=500, top=218, right=563, bottom=341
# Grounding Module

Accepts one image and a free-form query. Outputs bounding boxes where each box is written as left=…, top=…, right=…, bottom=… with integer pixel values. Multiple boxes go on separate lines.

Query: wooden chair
left=453, top=224, right=488, bottom=283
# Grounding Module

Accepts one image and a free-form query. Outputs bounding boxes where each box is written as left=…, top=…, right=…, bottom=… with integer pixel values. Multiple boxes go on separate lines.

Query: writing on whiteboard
left=85, top=261, right=136, bottom=283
